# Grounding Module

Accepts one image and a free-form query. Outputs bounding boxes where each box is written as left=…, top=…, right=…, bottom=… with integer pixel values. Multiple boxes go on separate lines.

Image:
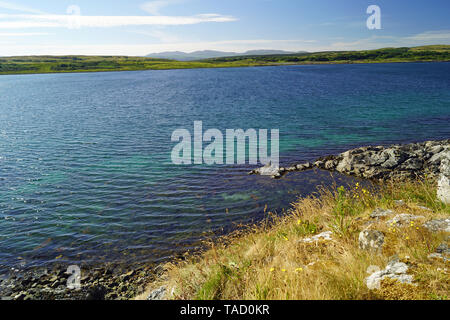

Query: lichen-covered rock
left=359, top=230, right=384, bottom=253
left=370, top=208, right=394, bottom=218
left=417, top=205, right=432, bottom=212
left=437, top=159, right=450, bottom=204
left=147, top=286, right=166, bottom=300
left=423, top=219, right=450, bottom=233
left=386, top=214, right=425, bottom=228
left=257, top=163, right=280, bottom=176
left=299, top=231, right=333, bottom=243
left=429, top=148, right=450, bottom=166
left=249, top=140, right=450, bottom=181
left=365, top=259, right=414, bottom=290
left=436, top=243, right=450, bottom=254
left=427, top=243, right=450, bottom=262
left=428, top=253, right=449, bottom=262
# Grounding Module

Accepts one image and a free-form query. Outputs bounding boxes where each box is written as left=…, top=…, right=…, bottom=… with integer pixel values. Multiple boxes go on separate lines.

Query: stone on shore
left=437, top=159, right=450, bottom=204
left=299, top=231, right=333, bottom=243
left=147, top=286, right=167, bottom=300
left=359, top=230, right=384, bottom=253
left=249, top=139, right=450, bottom=182
left=251, top=162, right=280, bottom=176
left=386, top=214, right=425, bottom=228
left=370, top=208, right=394, bottom=218
left=0, top=264, right=154, bottom=301
left=423, top=219, right=450, bottom=233
left=365, top=258, right=414, bottom=290
left=427, top=243, right=450, bottom=262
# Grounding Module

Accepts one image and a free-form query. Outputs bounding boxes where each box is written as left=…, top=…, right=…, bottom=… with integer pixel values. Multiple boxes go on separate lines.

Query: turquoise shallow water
left=0, top=62, right=449, bottom=272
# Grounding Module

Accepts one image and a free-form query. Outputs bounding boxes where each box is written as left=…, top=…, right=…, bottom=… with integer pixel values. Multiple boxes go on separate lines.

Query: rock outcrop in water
left=250, top=140, right=450, bottom=182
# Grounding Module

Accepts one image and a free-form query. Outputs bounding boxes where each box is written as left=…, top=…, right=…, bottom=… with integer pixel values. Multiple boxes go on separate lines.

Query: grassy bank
left=1, top=45, right=450, bottom=75
left=138, top=179, right=449, bottom=300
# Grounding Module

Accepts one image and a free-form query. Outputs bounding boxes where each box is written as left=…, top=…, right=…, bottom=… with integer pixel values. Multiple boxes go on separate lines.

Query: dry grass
left=136, top=179, right=449, bottom=300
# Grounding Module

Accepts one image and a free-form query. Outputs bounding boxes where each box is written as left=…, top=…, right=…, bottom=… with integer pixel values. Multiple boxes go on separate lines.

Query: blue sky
left=0, top=0, right=449, bottom=56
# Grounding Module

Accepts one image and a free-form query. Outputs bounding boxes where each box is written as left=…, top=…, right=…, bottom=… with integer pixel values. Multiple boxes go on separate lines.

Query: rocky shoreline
left=2, top=139, right=449, bottom=300
left=0, top=263, right=160, bottom=300
left=250, top=139, right=450, bottom=181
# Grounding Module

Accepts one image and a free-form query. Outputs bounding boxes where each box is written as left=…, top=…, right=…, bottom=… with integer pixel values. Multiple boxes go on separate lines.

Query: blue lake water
left=0, top=62, right=449, bottom=272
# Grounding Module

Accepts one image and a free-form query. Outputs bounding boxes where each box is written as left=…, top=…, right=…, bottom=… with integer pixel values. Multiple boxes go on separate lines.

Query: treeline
left=206, top=47, right=450, bottom=64
left=50, top=60, right=121, bottom=71
left=0, top=63, right=38, bottom=72
left=0, top=56, right=173, bottom=74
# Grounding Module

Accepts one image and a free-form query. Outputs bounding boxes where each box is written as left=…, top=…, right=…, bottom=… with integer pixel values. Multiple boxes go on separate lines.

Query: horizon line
left=1, top=44, right=448, bottom=58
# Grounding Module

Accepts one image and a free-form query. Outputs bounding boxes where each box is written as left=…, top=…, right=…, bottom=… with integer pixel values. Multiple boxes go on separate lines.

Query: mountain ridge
left=145, top=49, right=306, bottom=61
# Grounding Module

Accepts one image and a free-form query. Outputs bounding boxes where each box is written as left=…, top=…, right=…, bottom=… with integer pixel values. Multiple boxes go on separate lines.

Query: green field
left=1, top=45, right=449, bottom=75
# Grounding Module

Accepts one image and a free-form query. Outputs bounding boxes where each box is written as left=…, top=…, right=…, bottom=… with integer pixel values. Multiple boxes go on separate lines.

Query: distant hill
left=145, top=49, right=303, bottom=61
left=243, top=50, right=300, bottom=56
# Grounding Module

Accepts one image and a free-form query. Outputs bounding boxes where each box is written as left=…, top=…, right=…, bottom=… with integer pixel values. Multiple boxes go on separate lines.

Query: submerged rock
left=296, top=162, right=312, bottom=171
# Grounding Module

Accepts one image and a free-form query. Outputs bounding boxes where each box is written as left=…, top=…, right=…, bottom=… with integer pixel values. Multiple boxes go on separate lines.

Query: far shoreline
left=1, top=59, right=450, bottom=77
left=1, top=44, right=449, bottom=76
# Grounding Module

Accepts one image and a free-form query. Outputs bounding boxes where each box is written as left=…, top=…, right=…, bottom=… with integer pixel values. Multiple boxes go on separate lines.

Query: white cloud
left=0, top=32, right=49, bottom=36
left=0, top=13, right=237, bottom=29
left=405, top=30, right=450, bottom=42
left=141, top=0, right=183, bottom=15
left=329, top=31, right=450, bottom=51
left=0, top=39, right=319, bottom=56
left=330, top=36, right=396, bottom=50
left=131, top=29, right=181, bottom=43
left=0, top=1, right=45, bottom=14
